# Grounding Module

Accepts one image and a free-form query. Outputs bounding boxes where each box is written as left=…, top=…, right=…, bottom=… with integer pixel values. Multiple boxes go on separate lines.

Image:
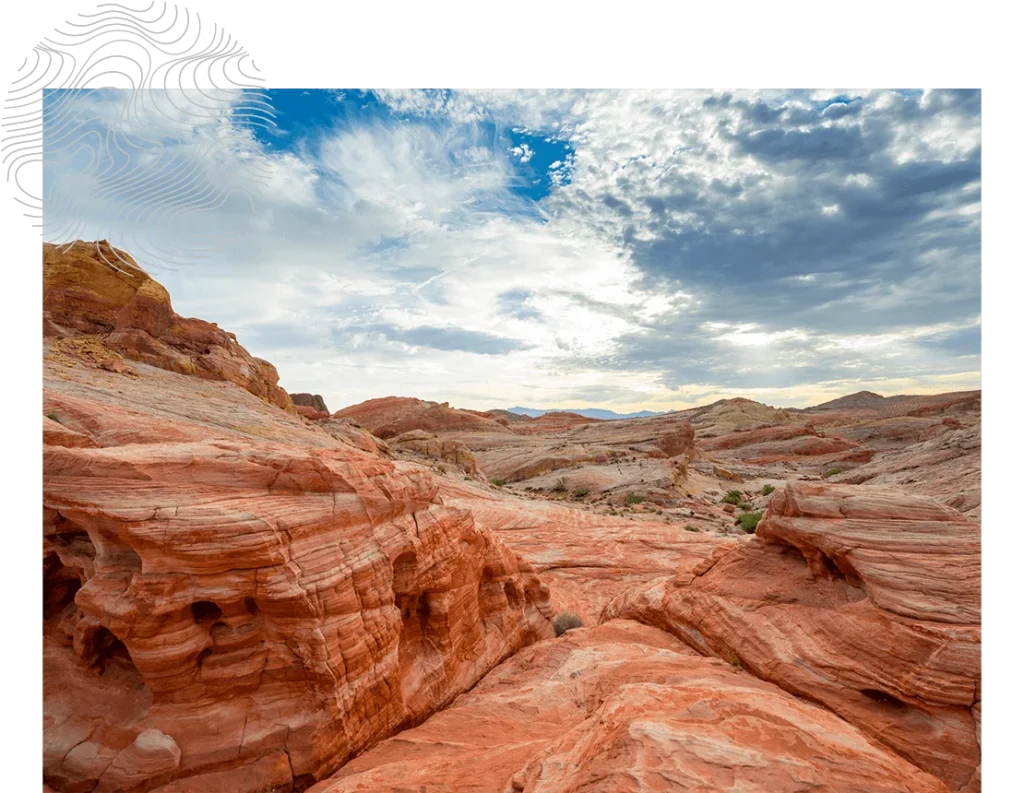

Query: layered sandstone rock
left=291, top=393, right=330, bottom=414
left=680, top=397, right=797, bottom=437
left=44, top=241, right=293, bottom=412
left=44, top=299, right=552, bottom=793
left=833, top=422, right=981, bottom=518
left=697, top=422, right=869, bottom=464
left=605, top=482, right=981, bottom=792
left=464, top=413, right=699, bottom=503
left=318, top=418, right=392, bottom=456
left=438, top=478, right=722, bottom=622
left=295, top=405, right=331, bottom=420
left=334, top=397, right=512, bottom=439
left=310, top=620, right=949, bottom=793
left=388, top=429, right=480, bottom=475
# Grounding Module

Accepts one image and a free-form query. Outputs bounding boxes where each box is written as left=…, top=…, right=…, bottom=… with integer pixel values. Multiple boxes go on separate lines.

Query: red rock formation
left=291, top=393, right=330, bottom=413
left=310, top=620, right=948, bottom=793
left=697, top=422, right=868, bottom=463
left=43, top=269, right=553, bottom=793
left=438, top=478, right=722, bottom=622
left=463, top=413, right=698, bottom=499
left=387, top=429, right=480, bottom=475
left=509, top=411, right=601, bottom=435
left=44, top=241, right=293, bottom=412
left=700, top=423, right=816, bottom=452
left=295, top=404, right=331, bottom=420
left=834, top=423, right=981, bottom=518
left=334, top=397, right=512, bottom=439
left=605, top=482, right=980, bottom=792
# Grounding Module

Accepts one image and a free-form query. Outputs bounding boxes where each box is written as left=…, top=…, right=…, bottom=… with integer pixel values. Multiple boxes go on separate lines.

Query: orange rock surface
left=44, top=241, right=293, bottom=412
left=43, top=286, right=553, bottom=793
left=310, top=620, right=949, bottom=793
left=605, top=482, right=981, bottom=791
left=334, top=397, right=512, bottom=439
left=42, top=243, right=983, bottom=793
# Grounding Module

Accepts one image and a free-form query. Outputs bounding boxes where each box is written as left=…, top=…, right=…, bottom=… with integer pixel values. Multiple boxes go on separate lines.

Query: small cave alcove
left=81, top=625, right=139, bottom=680
left=504, top=580, right=522, bottom=608
left=191, top=601, right=223, bottom=624
left=416, top=593, right=432, bottom=626
left=43, top=552, right=82, bottom=620
left=861, top=688, right=909, bottom=711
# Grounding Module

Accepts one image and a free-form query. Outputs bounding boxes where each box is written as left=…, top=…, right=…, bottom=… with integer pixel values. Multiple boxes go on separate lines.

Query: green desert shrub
left=572, top=487, right=589, bottom=498
left=738, top=502, right=753, bottom=511
left=721, top=490, right=743, bottom=505
left=737, top=510, right=764, bottom=533
left=553, top=611, right=583, bottom=637
left=46, top=412, right=60, bottom=423
left=490, top=478, right=506, bottom=487
left=684, top=525, right=701, bottom=532
left=553, top=476, right=569, bottom=492
left=625, top=492, right=644, bottom=505
left=761, top=484, right=776, bottom=496
left=824, top=467, right=843, bottom=478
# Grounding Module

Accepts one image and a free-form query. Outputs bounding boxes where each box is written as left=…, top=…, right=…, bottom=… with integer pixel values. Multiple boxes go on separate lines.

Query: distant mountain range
left=507, top=406, right=667, bottom=420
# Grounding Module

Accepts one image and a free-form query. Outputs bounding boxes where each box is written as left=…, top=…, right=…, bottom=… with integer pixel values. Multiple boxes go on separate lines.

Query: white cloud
left=510, top=143, right=534, bottom=163
left=42, top=88, right=980, bottom=412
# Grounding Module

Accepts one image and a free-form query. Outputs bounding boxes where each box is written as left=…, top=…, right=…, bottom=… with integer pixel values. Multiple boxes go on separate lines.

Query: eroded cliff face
left=44, top=241, right=294, bottom=413
left=604, top=482, right=981, bottom=792
left=43, top=252, right=553, bottom=793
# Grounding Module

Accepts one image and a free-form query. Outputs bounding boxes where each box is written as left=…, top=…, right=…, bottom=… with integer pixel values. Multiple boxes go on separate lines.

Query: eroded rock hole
left=43, top=552, right=82, bottom=619
left=861, top=688, right=907, bottom=710
left=395, top=593, right=415, bottom=621
left=416, top=593, right=431, bottom=624
left=292, top=774, right=317, bottom=792
left=191, top=601, right=223, bottom=623
left=83, top=626, right=133, bottom=674
left=821, top=553, right=864, bottom=588
left=504, top=580, right=522, bottom=608
left=245, top=597, right=260, bottom=615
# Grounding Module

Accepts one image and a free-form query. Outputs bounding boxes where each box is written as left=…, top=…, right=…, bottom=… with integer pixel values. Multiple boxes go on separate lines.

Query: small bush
left=721, top=490, right=743, bottom=505
left=625, top=492, right=644, bottom=505
left=46, top=412, right=60, bottom=423
left=737, top=510, right=764, bottom=533
left=685, top=525, right=700, bottom=532
left=553, top=476, right=569, bottom=492
left=824, top=467, right=843, bottom=478
left=761, top=484, right=775, bottom=496
left=738, top=502, right=753, bottom=511
left=572, top=487, right=589, bottom=498
left=491, top=478, right=506, bottom=487
left=553, top=611, right=583, bottom=637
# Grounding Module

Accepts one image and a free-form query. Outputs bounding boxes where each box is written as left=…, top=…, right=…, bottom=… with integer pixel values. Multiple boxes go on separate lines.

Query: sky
left=42, top=88, right=981, bottom=412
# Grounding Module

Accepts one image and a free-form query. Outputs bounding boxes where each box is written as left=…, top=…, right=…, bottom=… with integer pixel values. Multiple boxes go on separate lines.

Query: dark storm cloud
left=607, top=92, right=980, bottom=355
left=733, top=123, right=866, bottom=160
left=536, top=89, right=980, bottom=391
left=916, top=325, right=982, bottom=357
